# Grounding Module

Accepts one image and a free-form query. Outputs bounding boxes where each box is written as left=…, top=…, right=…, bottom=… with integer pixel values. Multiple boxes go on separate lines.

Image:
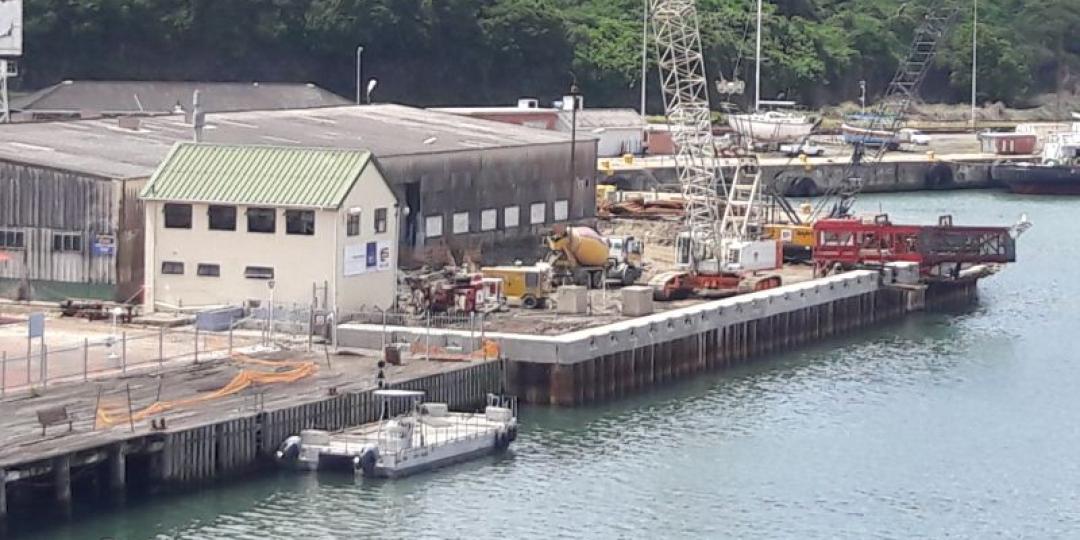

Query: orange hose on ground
left=96, top=356, right=317, bottom=428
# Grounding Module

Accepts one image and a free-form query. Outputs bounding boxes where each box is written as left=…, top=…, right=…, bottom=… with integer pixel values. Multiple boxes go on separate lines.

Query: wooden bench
left=37, top=405, right=75, bottom=436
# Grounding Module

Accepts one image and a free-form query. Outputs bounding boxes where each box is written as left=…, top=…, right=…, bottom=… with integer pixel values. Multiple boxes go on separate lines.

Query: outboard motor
left=354, top=446, right=380, bottom=477
left=275, top=435, right=302, bottom=463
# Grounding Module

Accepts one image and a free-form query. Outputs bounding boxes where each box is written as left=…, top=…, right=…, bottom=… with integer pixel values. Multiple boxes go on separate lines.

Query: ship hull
left=993, top=163, right=1080, bottom=195
left=727, top=114, right=814, bottom=142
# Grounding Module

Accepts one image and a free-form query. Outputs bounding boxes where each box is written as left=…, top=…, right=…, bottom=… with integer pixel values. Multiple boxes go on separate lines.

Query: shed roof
left=0, top=104, right=584, bottom=179
left=12, top=80, right=351, bottom=115
left=141, top=143, right=374, bottom=209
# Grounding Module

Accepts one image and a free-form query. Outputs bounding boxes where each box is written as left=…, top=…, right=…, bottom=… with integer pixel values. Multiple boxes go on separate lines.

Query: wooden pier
left=0, top=353, right=505, bottom=520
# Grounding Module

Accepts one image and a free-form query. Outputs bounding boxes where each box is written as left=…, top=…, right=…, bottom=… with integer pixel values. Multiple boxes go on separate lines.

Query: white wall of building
left=595, top=127, right=644, bottom=157
left=144, top=166, right=398, bottom=313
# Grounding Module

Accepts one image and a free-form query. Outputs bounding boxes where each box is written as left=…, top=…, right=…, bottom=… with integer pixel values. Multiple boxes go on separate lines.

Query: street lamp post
left=640, top=0, right=648, bottom=122
left=355, top=45, right=364, bottom=105
left=970, top=0, right=978, bottom=130
left=859, top=80, right=867, bottom=114
left=569, top=82, right=581, bottom=183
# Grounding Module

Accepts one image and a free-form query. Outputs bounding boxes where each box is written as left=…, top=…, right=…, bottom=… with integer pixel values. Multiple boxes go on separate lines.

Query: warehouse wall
left=0, top=160, right=141, bottom=301
left=380, top=140, right=598, bottom=267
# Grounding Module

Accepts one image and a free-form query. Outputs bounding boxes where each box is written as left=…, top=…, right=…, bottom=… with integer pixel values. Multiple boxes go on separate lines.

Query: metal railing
left=0, top=326, right=262, bottom=397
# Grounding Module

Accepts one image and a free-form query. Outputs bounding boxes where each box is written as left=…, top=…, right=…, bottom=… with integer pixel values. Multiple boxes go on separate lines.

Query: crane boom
left=649, top=0, right=723, bottom=265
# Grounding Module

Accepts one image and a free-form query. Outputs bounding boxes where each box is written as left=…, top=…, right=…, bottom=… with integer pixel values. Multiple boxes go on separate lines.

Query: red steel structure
left=813, top=215, right=1016, bottom=280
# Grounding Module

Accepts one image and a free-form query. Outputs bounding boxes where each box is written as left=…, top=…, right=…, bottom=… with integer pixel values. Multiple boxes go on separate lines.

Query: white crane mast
left=649, top=0, right=723, bottom=266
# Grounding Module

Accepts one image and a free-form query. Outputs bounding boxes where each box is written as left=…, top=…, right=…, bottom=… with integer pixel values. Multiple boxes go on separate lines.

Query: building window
left=0, top=229, right=25, bottom=249
left=163, top=203, right=192, bottom=229
left=425, top=215, right=443, bottom=238
left=197, top=263, right=221, bottom=277
left=285, top=210, right=316, bottom=236
left=347, top=212, right=361, bottom=237
left=504, top=206, right=519, bottom=229
left=247, top=208, right=276, bottom=233
left=554, top=200, right=569, bottom=221
left=530, top=202, right=546, bottom=225
left=161, top=261, right=184, bottom=275
left=52, top=233, right=83, bottom=252
left=481, top=209, right=497, bottom=231
left=208, top=205, right=237, bottom=231
left=453, top=212, right=469, bottom=234
left=374, top=208, right=388, bottom=233
left=244, top=266, right=274, bottom=280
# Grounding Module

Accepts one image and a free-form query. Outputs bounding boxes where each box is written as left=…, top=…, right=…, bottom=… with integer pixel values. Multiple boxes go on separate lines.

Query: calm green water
left=15, top=191, right=1079, bottom=539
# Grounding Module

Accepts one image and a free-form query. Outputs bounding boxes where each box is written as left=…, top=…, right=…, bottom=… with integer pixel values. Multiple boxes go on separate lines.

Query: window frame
left=285, top=209, right=316, bottom=236
left=163, top=203, right=193, bottom=229
left=246, top=207, right=277, bottom=234
left=374, top=208, right=388, bottom=234
left=529, top=202, right=546, bottom=225
left=52, top=232, right=83, bottom=252
left=207, top=205, right=237, bottom=231
left=161, top=261, right=184, bottom=275
left=0, top=229, right=25, bottom=250
left=452, top=212, right=470, bottom=235
left=425, top=215, right=443, bottom=238
left=196, top=263, right=221, bottom=277
left=480, top=208, right=498, bottom=231
left=346, top=212, right=361, bottom=237
left=243, top=266, right=275, bottom=280
left=503, top=206, right=520, bottom=229
left=554, top=199, right=569, bottom=222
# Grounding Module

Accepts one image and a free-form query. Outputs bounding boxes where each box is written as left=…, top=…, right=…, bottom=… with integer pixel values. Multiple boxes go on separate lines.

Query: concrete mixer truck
left=545, top=225, right=644, bottom=288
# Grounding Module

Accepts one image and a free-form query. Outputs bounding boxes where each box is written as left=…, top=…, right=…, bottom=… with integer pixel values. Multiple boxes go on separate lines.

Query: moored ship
left=994, top=131, right=1080, bottom=195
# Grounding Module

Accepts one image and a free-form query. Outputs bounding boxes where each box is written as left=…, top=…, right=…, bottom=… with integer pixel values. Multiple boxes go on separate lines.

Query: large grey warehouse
left=0, top=104, right=598, bottom=302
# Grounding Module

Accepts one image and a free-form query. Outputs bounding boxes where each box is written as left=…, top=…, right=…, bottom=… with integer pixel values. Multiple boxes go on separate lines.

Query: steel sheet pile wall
left=336, top=270, right=971, bottom=405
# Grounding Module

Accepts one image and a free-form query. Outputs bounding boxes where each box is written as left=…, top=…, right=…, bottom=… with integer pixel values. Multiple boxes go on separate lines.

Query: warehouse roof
left=0, top=104, right=584, bottom=179
left=141, top=143, right=374, bottom=209
left=12, top=80, right=351, bottom=115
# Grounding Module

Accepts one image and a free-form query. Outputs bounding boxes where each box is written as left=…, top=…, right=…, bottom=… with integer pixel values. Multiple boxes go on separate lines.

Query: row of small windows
left=425, top=200, right=569, bottom=238
left=0, top=230, right=84, bottom=252
left=164, top=204, right=388, bottom=236
left=161, top=261, right=274, bottom=280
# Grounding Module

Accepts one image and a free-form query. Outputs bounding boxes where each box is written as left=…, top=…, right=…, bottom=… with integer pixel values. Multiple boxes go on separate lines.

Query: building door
left=405, top=181, right=421, bottom=247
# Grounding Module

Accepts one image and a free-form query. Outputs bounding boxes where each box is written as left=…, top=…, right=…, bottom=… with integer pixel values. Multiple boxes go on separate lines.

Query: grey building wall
left=0, top=160, right=145, bottom=301
left=380, top=140, right=598, bottom=266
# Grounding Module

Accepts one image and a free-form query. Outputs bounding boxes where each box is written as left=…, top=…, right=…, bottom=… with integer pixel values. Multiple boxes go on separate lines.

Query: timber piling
left=0, top=359, right=504, bottom=521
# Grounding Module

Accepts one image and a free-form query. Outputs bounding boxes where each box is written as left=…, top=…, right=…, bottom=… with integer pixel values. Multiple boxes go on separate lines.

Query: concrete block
left=886, top=262, right=920, bottom=285
left=621, top=286, right=654, bottom=317
left=556, top=286, right=589, bottom=314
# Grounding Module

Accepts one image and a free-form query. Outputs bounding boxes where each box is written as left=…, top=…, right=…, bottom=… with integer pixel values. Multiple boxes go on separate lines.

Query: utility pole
left=970, top=0, right=978, bottom=130
left=640, top=0, right=648, bottom=122
left=859, top=80, right=867, bottom=114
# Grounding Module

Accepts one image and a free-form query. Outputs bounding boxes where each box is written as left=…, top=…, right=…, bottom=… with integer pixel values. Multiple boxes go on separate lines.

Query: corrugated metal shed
left=12, top=80, right=351, bottom=115
left=141, top=144, right=373, bottom=209
left=557, top=108, right=645, bottom=131
left=0, top=104, right=584, bottom=179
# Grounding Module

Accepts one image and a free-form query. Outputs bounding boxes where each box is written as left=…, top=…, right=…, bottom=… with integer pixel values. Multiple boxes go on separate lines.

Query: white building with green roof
left=141, top=143, right=399, bottom=313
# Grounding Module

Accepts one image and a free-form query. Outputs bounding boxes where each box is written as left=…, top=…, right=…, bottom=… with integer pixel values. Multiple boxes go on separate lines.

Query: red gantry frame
left=812, top=215, right=1016, bottom=280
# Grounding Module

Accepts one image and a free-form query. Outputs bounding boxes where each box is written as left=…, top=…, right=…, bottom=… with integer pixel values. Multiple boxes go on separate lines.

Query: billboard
left=0, top=0, right=22, bottom=57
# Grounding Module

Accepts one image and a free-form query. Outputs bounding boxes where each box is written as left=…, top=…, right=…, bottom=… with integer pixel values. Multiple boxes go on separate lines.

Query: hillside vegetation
left=17, top=0, right=1080, bottom=111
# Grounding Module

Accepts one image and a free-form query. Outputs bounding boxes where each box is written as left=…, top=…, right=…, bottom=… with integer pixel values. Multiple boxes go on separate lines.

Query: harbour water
left=13, top=190, right=1078, bottom=539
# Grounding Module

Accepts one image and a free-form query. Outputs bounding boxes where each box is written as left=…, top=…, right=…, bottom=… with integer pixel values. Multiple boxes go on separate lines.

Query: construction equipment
left=545, top=226, right=643, bottom=288
left=766, top=1, right=964, bottom=255
left=404, top=270, right=485, bottom=314
left=812, top=214, right=1016, bottom=280
left=480, top=266, right=552, bottom=309
left=647, top=0, right=782, bottom=301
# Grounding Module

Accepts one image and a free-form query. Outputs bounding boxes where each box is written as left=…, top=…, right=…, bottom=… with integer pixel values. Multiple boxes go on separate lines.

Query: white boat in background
left=276, top=389, right=518, bottom=478
left=727, top=109, right=814, bottom=143
left=723, top=0, right=815, bottom=144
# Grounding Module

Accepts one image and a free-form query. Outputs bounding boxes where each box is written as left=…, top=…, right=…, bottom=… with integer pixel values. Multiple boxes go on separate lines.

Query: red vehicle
left=812, top=215, right=1016, bottom=280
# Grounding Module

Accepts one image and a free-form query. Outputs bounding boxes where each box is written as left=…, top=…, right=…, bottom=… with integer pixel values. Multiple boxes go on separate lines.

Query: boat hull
left=727, top=114, right=813, bottom=142
left=840, top=123, right=897, bottom=147
left=993, top=163, right=1080, bottom=195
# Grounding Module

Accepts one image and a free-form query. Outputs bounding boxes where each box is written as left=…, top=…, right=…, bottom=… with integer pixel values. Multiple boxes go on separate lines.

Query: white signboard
left=480, top=209, right=497, bottom=231
left=0, top=0, right=23, bottom=57
left=377, top=240, right=392, bottom=270
left=344, top=243, right=367, bottom=276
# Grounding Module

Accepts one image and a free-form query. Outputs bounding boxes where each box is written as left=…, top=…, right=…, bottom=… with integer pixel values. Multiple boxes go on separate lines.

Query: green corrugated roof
left=140, top=143, right=373, bottom=209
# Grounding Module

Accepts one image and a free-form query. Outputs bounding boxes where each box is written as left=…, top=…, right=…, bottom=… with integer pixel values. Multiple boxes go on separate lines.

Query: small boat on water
left=275, top=389, right=518, bottom=478
left=993, top=131, right=1080, bottom=195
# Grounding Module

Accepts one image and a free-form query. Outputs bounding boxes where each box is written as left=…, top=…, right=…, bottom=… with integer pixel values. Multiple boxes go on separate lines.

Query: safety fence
left=0, top=326, right=263, bottom=397
left=341, top=309, right=497, bottom=362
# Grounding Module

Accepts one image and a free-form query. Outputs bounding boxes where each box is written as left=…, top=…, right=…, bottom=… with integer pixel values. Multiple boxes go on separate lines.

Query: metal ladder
left=720, top=155, right=764, bottom=242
